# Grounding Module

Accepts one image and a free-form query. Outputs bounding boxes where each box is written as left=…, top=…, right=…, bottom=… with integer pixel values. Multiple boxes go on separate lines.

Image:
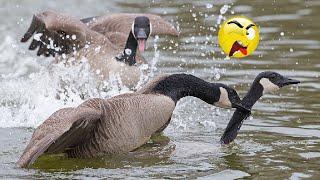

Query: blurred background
left=0, top=0, right=319, bottom=179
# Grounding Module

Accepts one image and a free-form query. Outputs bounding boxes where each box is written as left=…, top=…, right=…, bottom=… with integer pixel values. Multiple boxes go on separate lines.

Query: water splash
left=0, top=36, right=134, bottom=128
left=0, top=32, right=164, bottom=128
left=0, top=58, right=100, bottom=127
left=136, top=35, right=160, bottom=90
left=216, top=4, right=231, bottom=27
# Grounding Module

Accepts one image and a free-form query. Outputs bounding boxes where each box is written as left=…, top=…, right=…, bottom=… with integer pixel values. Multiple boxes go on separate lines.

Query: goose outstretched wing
left=21, top=11, right=104, bottom=57
left=82, top=13, right=179, bottom=37
left=17, top=98, right=103, bottom=167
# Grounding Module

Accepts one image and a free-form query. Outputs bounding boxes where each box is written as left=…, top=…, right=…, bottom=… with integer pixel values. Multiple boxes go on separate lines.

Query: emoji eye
left=247, top=28, right=255, bottom=40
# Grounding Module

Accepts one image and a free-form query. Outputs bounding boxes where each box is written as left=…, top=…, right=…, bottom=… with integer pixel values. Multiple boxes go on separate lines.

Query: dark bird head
left=256, top=71, right=300, bottom=93
left=220, top=71, right=300, bottom=145
left=214, top=84, right=250, bottom=112
left=131, top=16, right=152, bottom=53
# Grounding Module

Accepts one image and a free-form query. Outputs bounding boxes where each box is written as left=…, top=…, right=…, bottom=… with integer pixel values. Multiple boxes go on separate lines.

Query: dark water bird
left=21, top=11, right=179, bottom=87
left=17, top=73, right=248, bottom=167
left=220, top=71, right=300, bottom=144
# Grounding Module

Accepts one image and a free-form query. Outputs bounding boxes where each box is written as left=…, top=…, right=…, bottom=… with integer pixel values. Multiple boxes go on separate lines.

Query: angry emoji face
left=218, top=16, right=260, bottom=58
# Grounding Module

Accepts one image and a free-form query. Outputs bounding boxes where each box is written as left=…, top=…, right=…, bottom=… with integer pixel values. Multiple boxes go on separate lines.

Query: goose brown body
left=17, top=74, right=246, bottom=167
left=17, top=92, right=175, bottom=167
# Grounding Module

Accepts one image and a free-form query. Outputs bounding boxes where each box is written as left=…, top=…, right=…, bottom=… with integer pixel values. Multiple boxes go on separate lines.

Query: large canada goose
left=17, top=73, right=249, bottom=167
left=21, top=11, right=179, bottom=87
left=220, top=71, right=300, bottom=144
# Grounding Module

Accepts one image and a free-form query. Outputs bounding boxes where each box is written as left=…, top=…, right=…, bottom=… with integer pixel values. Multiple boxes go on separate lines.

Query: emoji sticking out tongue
left=239, top=48, right=247, bottom=55
left=229, top=41, right=247, bottom=56
left=218, top=17, right=259, bottom=58
left=137, top=39, right=146, bottom=53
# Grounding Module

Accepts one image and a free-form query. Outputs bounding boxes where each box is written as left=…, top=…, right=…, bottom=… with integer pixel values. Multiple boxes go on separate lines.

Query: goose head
left=131, top=16, right=152, bottom=53
left=257, top=71, right=300, bottom=94
left=220, top=71, right=300, bottom=144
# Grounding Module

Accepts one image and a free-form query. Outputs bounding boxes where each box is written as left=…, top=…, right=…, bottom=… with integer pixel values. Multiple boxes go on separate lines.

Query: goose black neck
left=220, top=78, right=264, bottom=144
left=242, top=79, right=264, bottom=109
left=116, top=30, right=137, bottom=66
left=152, top=74, right=220, bottom=104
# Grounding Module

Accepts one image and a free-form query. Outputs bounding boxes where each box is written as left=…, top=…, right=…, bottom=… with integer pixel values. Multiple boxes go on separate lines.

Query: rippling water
left=0, top=0, right=319, bottom=179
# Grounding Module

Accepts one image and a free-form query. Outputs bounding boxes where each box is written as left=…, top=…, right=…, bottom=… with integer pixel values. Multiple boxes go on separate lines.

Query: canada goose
left=80, top=13, right=179, bottom=52
left=17, top=73, right=249, bottom=167
left=220, top=71, right=300, bottom=144
left=21, top=11, right=179, bottom=87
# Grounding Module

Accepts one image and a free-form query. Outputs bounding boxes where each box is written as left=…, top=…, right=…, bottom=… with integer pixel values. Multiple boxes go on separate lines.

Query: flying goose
left=220, top=71, right=300, bottom=144
left=17, top=73, right=248, bottom=167
left=21, top=11, right=179, bottom=87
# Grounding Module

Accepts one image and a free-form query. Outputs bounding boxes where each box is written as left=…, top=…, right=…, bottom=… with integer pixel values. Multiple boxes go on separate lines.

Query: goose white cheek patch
left=131, top=22, right=136, bottom=39
left=259, top=78, right=280, bottom=93
left=215, top=87, right=232, bottom=108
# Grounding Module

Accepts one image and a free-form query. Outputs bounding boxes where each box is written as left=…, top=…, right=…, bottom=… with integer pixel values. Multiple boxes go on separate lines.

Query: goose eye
left=247, top=28, right=255, bottom=40
left=268, top=74, right=277, bottom=81
left=270, top=73, right=276, bottom=78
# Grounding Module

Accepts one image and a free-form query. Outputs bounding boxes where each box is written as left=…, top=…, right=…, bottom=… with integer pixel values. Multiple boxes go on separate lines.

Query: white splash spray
left=0, top=36, right=135, bottom=128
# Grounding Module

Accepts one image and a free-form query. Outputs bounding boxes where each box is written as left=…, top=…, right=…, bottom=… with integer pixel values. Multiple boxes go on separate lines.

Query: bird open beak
left=281, top=77, right=300, bottom=87
left=136, top=28, right=148, bottom=53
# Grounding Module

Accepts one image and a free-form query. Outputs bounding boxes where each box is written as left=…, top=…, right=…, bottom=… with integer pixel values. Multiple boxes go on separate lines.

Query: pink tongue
left=138, top=39, right=146, bottom=52
left=240, top=47, right=247, bottom=55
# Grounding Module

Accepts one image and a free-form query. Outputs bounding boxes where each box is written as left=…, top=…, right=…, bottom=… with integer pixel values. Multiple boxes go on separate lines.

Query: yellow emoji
left=218, top=16, right=259, bottom=58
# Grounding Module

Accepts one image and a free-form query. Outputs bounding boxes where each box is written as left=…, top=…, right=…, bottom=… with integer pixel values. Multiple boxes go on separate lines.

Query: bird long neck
left=151, top=74, right=220, bottom=104
left=242, top=80, right=264, bottom=109
left=116, top=30, right=137, bottom=66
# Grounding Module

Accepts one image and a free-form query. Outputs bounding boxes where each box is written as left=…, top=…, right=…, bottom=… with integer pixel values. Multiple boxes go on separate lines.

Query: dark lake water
left=0, top=0, right=319, bottom=179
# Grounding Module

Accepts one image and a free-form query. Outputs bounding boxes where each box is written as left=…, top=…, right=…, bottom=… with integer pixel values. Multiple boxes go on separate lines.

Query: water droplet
left=214, top=73, right=221, bottom=80
left=220, top=5, right=230, bottom=14
left=206, top=4, right=213, bottom=9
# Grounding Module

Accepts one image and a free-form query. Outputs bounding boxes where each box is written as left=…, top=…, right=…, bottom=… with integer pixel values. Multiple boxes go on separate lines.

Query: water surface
left=0, top=0, right=319, bottom=179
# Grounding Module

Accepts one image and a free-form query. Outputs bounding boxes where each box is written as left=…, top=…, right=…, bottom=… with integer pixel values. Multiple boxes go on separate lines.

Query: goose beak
left=137, top=39, right=146, bottom=52
left=280, top=77, right=300, bottom=87
left=136, top=28, right=147, bottom=53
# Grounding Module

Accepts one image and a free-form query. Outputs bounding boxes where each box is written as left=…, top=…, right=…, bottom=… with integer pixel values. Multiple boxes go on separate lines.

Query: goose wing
left=17, top=94, right=175, bottom=167
left=17, top=98, right=103, bottom=167
left=82, top=13, right=179, bottom=37
left=21, top=10, right=105, bottom=57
